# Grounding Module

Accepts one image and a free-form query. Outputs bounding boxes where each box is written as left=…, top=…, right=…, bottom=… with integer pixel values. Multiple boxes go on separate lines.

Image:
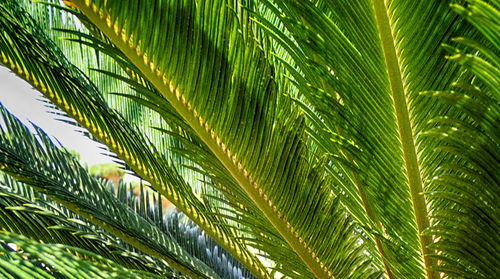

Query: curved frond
left=250, top=1, right=492, bottom=278
left=0, top=231, right=168, bottom=279
left=0, top=104, right=219, bottom=278
left=0, top=1, right=265, bottom=277
left=423, top=1, right=500, bottom=278
left=66, top=0, right=381, bottom=278
left=113, top=179, right=258, bottom=279
left=0, top=174, right=175, bottom=276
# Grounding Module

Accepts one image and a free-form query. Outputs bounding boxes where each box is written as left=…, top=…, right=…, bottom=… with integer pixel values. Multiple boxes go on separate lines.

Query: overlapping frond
left=0, top=0, right=497, bottom=278
left=252, top=1, right=426, bottom=277
left=0, top=1, right=266, bottom=277
left=57, top=27, right=317, bottom=275
left=0, top=231, right=167, bottom=279
left=422, top=1, right=500, bottom=278
left=62, top=0, right=382, bottom=278
left=113, top=179, right=258, bottom=279
left=1, top=170, right=261, bottom=279
left=0, top=174, right=175, bottom=276
left=0, top=104, right=220, bottom=278
left=21, top=0, right=190, bottom=174
left=248, top=1, right=497, bottom=278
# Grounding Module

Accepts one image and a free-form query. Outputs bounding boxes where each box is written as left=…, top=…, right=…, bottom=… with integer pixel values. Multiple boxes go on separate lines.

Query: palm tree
left=0, top=0, right=498, bottom=278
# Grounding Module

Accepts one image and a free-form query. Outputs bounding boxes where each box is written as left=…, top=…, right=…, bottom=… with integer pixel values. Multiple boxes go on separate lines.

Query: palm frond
left=0, top=1, right=264, bottom=277
left=249, top=1, right=493, bottom=278
left=63, top=0, right=383, bottom=278
left=1, top=169, right=258, bottom=279
left=111, top=178, right=258, bottom=279
left=0, top=103, right=220, bottom=278
left=0, top=174, right=175, bottom=276
left=0, top=231, right=169, bottom=279
left=422, top=1, right=500, bottom=278
left=67, top=43, right=314, bottom=276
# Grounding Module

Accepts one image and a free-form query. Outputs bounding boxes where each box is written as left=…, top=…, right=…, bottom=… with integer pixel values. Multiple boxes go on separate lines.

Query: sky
left=0, top=65, right=115, bottom=166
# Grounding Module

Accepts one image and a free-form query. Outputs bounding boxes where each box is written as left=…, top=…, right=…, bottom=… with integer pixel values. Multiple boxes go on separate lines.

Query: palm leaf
left=51, top=27, right=320, bottom=276
left=422, top=1, right=500, bottom=277
left=1, top=0, right=498, bottom=278
left=1, top=168, right=258, bottom=279
left=62, top=0, right=382, bottom=278
left=112, top=178, right=258, bottom=279
left=249, top=1, right=497, bottom=278
left=0, top=103, right=220, bottom=278
left=0, top=231, right=169, bottom=279
left=125, top=183, right=258, bottom=279
left=0, top=174, right=175, bottom=276
left=0, top=1, right=266, bottom=277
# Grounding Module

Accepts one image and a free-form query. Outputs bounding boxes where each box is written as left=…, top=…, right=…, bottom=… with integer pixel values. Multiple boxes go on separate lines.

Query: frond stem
left=372, top=1, right=437, bottom=278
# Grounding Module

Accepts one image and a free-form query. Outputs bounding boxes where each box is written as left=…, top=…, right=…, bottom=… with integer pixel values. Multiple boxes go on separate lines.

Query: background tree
left=0, top=0, right=498, bottom=278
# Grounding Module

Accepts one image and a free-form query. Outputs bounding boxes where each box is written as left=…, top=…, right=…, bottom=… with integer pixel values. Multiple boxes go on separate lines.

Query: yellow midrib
left=71, top=0, right=334, bottom=278
left=371, top=1, right=437, bottom=279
